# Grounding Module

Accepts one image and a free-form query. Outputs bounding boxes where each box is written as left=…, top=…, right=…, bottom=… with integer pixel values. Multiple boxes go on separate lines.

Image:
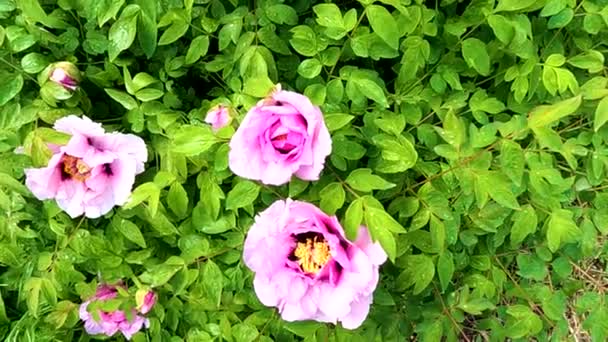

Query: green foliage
left=0, top=0, right=607, bottom=341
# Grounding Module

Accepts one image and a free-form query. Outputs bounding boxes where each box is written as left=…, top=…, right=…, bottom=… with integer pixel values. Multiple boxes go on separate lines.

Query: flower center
left=293, top=235, right=331, bottom=274
left=62, top=155, right=91, bottom=181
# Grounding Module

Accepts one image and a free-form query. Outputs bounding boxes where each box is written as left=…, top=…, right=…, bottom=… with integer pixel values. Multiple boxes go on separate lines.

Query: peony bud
left=48, top=62, right=80, bottom=91
left=135, top=288, right=156, bottom=314
left=205, top=105, right=232, bottom=131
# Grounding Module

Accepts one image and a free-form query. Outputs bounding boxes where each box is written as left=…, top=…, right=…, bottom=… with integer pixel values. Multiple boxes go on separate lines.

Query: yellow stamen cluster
left=63, top=155, right=91, bottom=181
left=293, top=236, right=331, bottom=274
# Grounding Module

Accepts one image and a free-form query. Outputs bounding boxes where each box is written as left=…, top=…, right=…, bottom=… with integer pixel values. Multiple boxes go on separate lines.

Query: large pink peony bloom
left=229, top=87, right=332, bottom=185
left=24, top=115, right=147, bottom=218
left=243, top=199, right=386, bottom=329
left=79, top=284, right=155, bottom=340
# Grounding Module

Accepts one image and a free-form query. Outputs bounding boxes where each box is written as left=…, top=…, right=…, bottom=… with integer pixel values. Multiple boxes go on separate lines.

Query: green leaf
left=225, top=180, right=260, bottom=211
left=319, top=182, right=345, bottom=215
left=116, top=218, right=147, bottom=248
left=135, top=88, right=164, bottom=102
left=495, top=0, right=536, bottom=12
left=24, top=277, right=42, bottom=317
left=343, top=198, right=364, bottom=241
left=547, top=209, right=582, bottom=252
left=0, top=74, right=23, bottom=106
left=21, top=53, right=49, bottom=74
left=437, top=251, right=454, bottom=291
left=516, top=254, right=547, bottom=281
left=527, top=95, right=582, bottom=129
left=476, top=171, right=520, bottom=209
left=510, top=205, right=538, bottom=247
left=547, top=8, right=573, bottom=29
left=365, top=206, right=406, bottom=235
left=399, top=255, right=434, bottom=294
left=105, top=89, right=138, bottom=110
left=167, top=182, right=189, bottom=219
left=290, top=25, right=318, bottom=57
left=159, top=18, right=189, bottom=46
left=500, top=139, right=525, bottom=186
left=346, top=168, right=395, bottom=192
left=594, top=96, right=608, bottom=132
left=284, top=321, right=322, bottom=337
left=136, top=0, right=157, bottom=58
left=171, top=125, right=219, bottom=155
left=351, top=77, right=388, bottom=107
left=461, top=38, right=490, bottom=76
left=488, top=14, right=514, bottom=44
left=297, top=59, right=322, bottom=79
left=202, top=260, right=223, bottom=308
left=233, top=323, right=258, bottom=342
left=108, top=5, right=139, bottom=61
left=266, top=4, right=298, bottom=25
left=367, top=5, right=399, bottom=49
left=140, top=256, right=184, bottom=286
left=324, top=113, right=354, bottom=131
left=185, top=35, right=210, bottom=64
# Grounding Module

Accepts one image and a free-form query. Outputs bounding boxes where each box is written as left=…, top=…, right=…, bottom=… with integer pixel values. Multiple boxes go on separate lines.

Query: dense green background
left=1, top=0, right=608, bottom=340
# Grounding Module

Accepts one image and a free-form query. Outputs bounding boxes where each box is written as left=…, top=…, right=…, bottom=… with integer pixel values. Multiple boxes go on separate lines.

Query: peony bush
left=1, top=0, right=608, bottom=341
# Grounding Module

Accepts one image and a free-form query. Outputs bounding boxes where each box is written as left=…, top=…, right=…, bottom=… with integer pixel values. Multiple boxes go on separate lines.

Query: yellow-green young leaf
left=594, top=96, right=608, bottom=132
left=461, top=38, right=490, bottom=76
left=547, top=209, right=582, bottom=252
left=123, top=182, right=160, bottom=212
left=24, top=277, right=42, bottom=317
left=117, top=218, right=147, bottom=248
left=343, top=198, right=364, bottom=240
left=319, top=182, right=345, bottom=215
left=0, top=172, right=31, bottom=197
left=352, top=77, right=388, bottom=107
left=527, top=95, right=582, bottom=129
left=487, top=14, right=514, bottom=44
left=366, top=5, right=399, bottom=49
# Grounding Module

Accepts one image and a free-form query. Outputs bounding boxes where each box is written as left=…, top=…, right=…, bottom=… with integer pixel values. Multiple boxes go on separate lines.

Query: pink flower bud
left=135, top=289, right=157, bottom=314
left=49, top=62, right=80, bottom=91
left=205, top=105, right=232, bottom=131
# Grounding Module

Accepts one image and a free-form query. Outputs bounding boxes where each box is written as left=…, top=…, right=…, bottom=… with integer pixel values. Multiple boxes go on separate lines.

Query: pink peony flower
left=205, top=105, right=231, bottom=131
left=243, top=199, right=387, bottom=329
left=24, top=115, right=147, bottom=218
left=229, top=86, right=332, bottom=185
left=49, top=62, right=80, bottom=91
left=79, top=284, right=154, bottom=340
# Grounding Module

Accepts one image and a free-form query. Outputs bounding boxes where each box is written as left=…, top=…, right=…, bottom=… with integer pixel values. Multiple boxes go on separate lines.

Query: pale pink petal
left=55, top=179, right=87, bottom=218
left=354, top=226, right=387, bottom=266
left=24, top=154, right=64, bottom=200
left=252, top=275, right=279, bottom=307
left=53, top=115, right=105, bottom=137
left=340, top=295, right=372, bottom=329
left=95, top=133, right=147, bottom=174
